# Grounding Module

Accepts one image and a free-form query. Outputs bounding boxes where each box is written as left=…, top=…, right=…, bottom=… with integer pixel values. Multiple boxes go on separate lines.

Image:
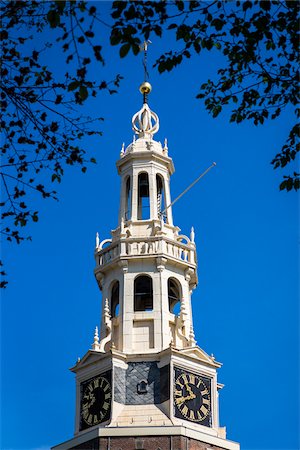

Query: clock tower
left=52, top=81, right=240, bottom=450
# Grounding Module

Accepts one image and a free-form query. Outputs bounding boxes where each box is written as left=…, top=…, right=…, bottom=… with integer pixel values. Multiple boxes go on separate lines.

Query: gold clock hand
left=176, top=393, right=196, bottom=404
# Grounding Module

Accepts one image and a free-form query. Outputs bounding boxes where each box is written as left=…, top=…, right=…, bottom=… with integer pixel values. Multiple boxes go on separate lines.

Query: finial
left=77, top=357, right=81, bottom=363
left=189, top=323, right=197, bottom=347
left=92, top=326, right=100, bottom=350
left=94, top=326, right=99, bottom=343
left=211, top=353, right=215, bottom=360
left=95, top=232, right=100, bottom=248
left=132, top=103, right=159, bottom=138
left=163, top=138, right=168, bottom=152
left=120, top=142, right=125, bottom=157
left=190, top=227, right=195, bottom=243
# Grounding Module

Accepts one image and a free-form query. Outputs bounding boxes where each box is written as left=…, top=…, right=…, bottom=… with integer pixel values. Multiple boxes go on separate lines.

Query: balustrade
left=96, top=237, right=194, bottom=268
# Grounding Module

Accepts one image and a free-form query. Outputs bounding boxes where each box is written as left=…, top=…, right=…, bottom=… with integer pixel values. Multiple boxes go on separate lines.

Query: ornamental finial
left=92, top=326, right=100, bottom=350
left=95, top=232, right=100, bottom=248
left=189, top=323, right=197, bottom=347
left=132, top=103, right=159, bottom=139
left=132, top=40, right=159, bottom=138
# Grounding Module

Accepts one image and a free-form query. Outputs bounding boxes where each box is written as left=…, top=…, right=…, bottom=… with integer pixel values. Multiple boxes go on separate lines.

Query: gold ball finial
left=139, top=81, right=152, bottom=95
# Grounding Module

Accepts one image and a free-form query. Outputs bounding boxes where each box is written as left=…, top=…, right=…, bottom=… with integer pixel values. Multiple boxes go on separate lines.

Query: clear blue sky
left=1, top=4, right=299, bottom=450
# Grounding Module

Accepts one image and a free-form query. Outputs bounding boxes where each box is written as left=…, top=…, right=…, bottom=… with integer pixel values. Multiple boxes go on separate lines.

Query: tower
left=52, top=80, right=240, bottom=450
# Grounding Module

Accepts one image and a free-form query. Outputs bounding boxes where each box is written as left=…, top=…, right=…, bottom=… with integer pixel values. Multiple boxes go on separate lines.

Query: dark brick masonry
left=72, top=436, right=226, bottom=450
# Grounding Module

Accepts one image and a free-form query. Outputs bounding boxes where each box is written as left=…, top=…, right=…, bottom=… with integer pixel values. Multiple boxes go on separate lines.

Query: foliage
left=110, top=0, right=300, bottom=191
left=0, top=1, right=122, bottom=287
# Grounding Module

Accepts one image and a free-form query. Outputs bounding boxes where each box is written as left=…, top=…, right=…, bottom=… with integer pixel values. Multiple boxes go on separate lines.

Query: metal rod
left=161, top=162, right=217, bottom=214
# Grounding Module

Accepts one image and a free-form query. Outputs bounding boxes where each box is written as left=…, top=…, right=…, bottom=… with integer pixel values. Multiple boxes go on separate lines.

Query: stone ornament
left=132, top=102, right=159, bottom=138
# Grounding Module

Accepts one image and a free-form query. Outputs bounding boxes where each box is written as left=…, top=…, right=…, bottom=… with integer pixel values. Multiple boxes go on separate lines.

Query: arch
left=168, top=277, right=181, bottom=314
left=137, top=172, right=150, bottom=220
left=111, top=280, right=120, bottom=318
left=125, top=176, right=131, bottom=221
left=134, top=275, right=153, bottom=311
left=177, top=235, right=190, bottom=245
left=156, top=174, right=167, bottom=223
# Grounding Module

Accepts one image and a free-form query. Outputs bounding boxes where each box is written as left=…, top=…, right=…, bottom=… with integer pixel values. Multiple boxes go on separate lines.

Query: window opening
left=111, top=281, right=120, bottom=318
left=134, top=275, right=153, bottom=311
left=138, top=173, right=150, bottom=220
left=168, top=278, right=181, bottom=314
left=125, top=177, right=131, bottom=221
left=156, top=174, right=167, bottom=222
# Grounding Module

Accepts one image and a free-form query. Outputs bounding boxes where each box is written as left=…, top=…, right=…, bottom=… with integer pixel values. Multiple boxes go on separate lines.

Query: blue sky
left=1, top=3, right=299, bottom=450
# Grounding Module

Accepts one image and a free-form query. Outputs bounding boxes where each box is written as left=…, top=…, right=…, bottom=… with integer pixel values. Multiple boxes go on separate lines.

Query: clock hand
left=176, top=393, right=196, bottom=404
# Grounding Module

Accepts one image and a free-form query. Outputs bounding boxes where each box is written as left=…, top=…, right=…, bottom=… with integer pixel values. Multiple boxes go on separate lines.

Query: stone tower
left=52, top=83, right=240, bottom=450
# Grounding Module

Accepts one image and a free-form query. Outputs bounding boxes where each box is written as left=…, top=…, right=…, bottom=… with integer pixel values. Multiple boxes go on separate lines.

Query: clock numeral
left=103, top=383, right=110, bottom=392
left=196, top=379, right=203, bottom=388
left=93, top=378, right=99, bottom=388
left=88, top=383, right=93, bottom=392
left=189, top=374, right=195, bottom=384
left=202, top=397, right=210, bottom=405
left=176, top=379, right=184, bottom=388
left=87, top=414, right=93, bottom=424
left=189, top=410, right=195, bottom=420
left=103, top=401, right=110, bottom=411
left=201, top=388, right=209, bottom=396
left=200, top=404, right=209, bottom=415
left=82, top=409, right=89, bottom=419
left=105, top=392, right=111, bottom=400
left=181, top=405, right=188, bottom=416
left=93, top=414, right=99, bottom=424
left=181, top=373, right=188, bottom=384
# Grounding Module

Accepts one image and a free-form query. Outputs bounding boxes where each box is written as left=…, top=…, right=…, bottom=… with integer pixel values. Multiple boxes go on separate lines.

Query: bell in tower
left=52, top=53, right=240, bottom=450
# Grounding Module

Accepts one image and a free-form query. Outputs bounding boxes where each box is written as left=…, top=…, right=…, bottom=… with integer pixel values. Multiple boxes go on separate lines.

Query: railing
left=96, top=237, right=195, bottom=268
left=97, top=243, right=119, bottom=266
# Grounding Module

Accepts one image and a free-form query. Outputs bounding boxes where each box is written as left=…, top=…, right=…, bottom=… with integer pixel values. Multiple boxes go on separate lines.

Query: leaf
left=120, top=43, right=130, bottom=58
left=68, top=81, right=80, bottom=91
left=79, top=85, right=88, bottom=101
left=47, top=9, right=60, bottom=28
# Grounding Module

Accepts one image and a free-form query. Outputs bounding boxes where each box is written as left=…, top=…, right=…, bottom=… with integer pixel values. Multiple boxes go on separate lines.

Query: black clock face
left=174, top=368, right=211, bottom=426
left=80, top=372, right=112, bottom=430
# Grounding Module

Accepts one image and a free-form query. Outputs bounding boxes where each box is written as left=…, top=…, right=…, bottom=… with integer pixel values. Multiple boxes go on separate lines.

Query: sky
left=1, top=3, right=299, bottom=450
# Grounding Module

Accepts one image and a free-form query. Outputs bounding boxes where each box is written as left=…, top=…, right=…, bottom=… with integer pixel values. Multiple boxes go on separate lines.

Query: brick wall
left=71, top=436, right=227, bottom=450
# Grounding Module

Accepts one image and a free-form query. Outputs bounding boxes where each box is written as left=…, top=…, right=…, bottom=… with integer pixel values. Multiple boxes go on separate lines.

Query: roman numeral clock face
left=174, top=368, right=212, bottom=426
left=80, top=373, right=112, bottom=430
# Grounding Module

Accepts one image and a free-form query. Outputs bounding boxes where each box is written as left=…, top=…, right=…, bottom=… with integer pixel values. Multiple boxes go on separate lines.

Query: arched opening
left=125, top=176, right=131, bottom=220
left=134, top=275, right=153, bottom=311
left=111, top=281, right=120, bottom=318
left=156, top=174, right=167, bottom=222
left=138, top=173, right=150, bottom=220
left=168, top=278, right=181, bottom=314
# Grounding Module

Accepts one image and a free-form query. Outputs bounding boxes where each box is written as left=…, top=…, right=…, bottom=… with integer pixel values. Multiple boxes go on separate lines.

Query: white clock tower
left=52, top=80, right=240, bottom=450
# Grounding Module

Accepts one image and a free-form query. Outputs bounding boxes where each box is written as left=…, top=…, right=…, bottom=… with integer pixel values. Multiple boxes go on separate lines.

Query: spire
left=131, top=41, right=159, bottom=139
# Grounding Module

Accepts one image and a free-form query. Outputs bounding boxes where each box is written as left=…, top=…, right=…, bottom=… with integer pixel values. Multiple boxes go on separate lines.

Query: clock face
left=174, top=368, right=211, bottom=426
left=80, top=372, right=112, bottom=430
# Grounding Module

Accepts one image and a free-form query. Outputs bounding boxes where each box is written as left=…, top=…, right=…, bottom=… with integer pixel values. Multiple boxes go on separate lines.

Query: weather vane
left=139, top=40, right=152, bottom=104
